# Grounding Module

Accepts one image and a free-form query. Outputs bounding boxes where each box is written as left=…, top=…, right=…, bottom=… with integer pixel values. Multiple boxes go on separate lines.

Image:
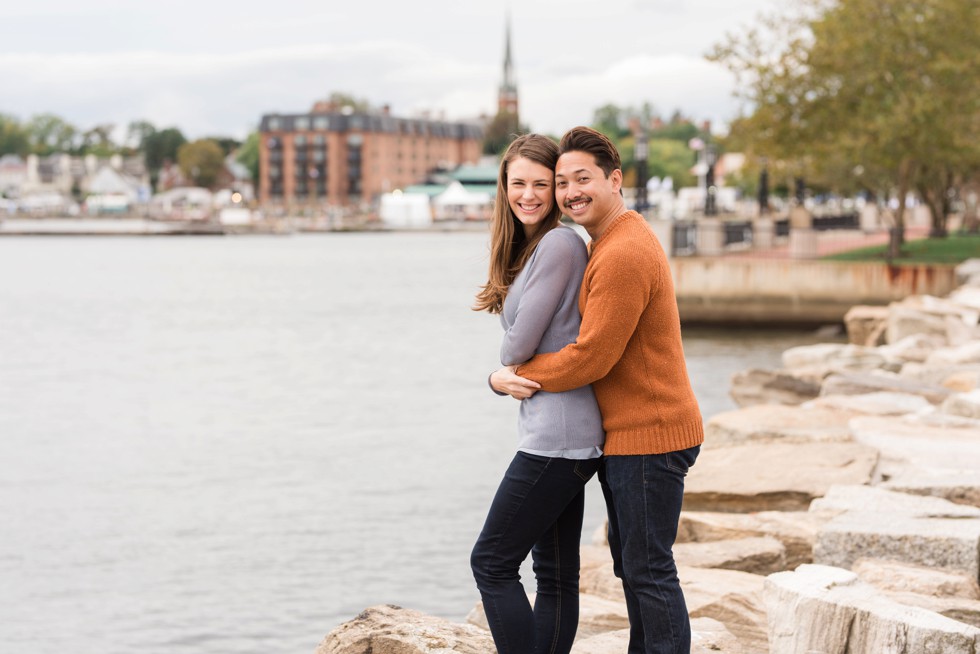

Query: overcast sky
left=0, top=0, right=780, bottom=142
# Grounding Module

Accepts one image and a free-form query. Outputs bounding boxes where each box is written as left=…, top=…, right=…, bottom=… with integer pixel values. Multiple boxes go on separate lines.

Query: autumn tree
left=177, top=139, right=226, bottom=189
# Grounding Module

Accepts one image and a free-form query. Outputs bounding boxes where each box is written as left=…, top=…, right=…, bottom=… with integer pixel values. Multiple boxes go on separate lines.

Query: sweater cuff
left=488, top=371, right=508, bottom=396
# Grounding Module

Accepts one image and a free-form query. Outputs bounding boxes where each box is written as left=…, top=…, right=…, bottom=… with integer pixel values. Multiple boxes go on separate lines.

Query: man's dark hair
left=558, top=126, right=621, bottom=178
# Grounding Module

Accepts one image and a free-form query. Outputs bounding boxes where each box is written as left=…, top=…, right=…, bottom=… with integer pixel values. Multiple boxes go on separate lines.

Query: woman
left=471, top=134, right=604, bottom=654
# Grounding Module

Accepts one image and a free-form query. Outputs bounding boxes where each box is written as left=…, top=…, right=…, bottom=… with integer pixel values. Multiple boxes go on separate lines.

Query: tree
left=125, top=120, right=157, bottom=153
left=0, top=113, right=30, bottom=157
left=26, top=113, right=78, bottom=155
left=177, top=139, right=226, bottom=189
left=236, top=131, right=260, bottom=183
left=142, top=127, right=187, bottom=177
left=710, top=0, right=980, bottom=250
left=482, top=111, right=524, bottom=155
left=79, top=123, right=117, bottom=157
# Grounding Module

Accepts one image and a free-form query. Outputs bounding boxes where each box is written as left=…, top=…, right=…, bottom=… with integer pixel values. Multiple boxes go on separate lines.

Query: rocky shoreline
left=317, top=259, right=980, bottom=654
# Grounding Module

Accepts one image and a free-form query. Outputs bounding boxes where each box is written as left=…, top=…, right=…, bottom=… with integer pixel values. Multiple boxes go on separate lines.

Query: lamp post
left=704, top=145, right=717, bottom=216
left=634, top=129, right=648, bottom=215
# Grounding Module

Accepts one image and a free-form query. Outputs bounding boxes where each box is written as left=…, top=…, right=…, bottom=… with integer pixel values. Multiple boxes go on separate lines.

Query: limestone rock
left=820, top=371, right=951, bottom=404
left=765, top=564, right=980, bottom=653
left=808, top=484, right=980, bottom=519
left=704, top=404, right=855, bottom=446
left=466, top=592, right=629, bottom=641
left=677, top=510, right=833, bottom=569
left=942, top=389, right=980, bottom=420
left=848, top=415, right=980, bottom=480
left=942, top=369, right=980, bottom=392
left=579, top=545, right=620, bottom=602
left=675, top=536, right=787, bottom=576
left=570, top=618, right=744, bottom=654
left=928, top=341, right=980, bottom=367
left=683, top=442, right=878, bottom=512
left=805, top=391, right=932, bottom=416
left=877, top=333, right=947, bottom=364
left=682, top=566, right=769, bottom=652
left=852, top=558, right=980, bottom=599
left=884, top=592, right=980, bottom=629
left=844, top=305, right=889, bottom=346
left=316, top=604, right=495, bottom=654
left=886, top=303, right=950, bottom=345
left=882, top=470, right=980, bottom=508
left=782, top=342, right=893, bottom=375
left=728, top=368, right=822, bottom=407
left=955, top=259, right=980, bottom=287
left=810, top=487, right=980, bottom=579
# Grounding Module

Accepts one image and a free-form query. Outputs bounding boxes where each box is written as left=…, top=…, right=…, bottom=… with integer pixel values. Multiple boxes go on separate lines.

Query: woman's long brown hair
left=474, top=134, right=562, bottom=314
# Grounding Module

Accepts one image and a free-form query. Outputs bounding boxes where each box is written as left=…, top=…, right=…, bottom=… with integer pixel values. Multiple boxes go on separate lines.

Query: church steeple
left=498, top=14, right=519, bottom=118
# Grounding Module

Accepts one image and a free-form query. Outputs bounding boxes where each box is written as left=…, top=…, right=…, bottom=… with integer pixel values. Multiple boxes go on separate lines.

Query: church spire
left=498, top=13, right=519, bottom=118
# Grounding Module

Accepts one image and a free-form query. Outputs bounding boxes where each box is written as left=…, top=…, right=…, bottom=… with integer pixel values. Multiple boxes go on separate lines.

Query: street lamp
left=704, top=145, right=717, bottom=216
left=634, top=130, right=649, bottom=215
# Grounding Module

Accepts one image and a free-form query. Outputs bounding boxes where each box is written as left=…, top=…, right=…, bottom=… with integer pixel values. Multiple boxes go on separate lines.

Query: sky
left=0, top=0, right=781, bottom=142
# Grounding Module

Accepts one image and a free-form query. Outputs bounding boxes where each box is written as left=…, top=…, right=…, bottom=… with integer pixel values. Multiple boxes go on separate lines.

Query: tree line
left=0, top=113, right=259, bottom=192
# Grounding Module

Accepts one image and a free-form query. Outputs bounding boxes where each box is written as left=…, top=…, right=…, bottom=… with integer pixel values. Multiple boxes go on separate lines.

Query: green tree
left=710, top=0, right=980, bottom=248
left=26, top=113, right=78, bottom=155
left=177, top=139, right=226, bottom=189
left=482, top=111, right=524, bottom=155
left=0, top=113, right=30, bottom=156
left=143, top=127, right=187, bottom=184
left=79, top=123, right=117, bottom=157
left=236, top=131, right=260, bottom=182
left=125, top=120, right=157, bottom=153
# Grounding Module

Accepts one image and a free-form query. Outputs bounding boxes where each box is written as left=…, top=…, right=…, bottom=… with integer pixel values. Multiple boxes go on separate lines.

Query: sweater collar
left=589, top=210, right=640, bottom=251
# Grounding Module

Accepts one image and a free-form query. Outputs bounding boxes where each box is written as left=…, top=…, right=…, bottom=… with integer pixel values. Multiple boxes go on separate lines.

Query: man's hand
left=490, top=366, right=541, bottom=400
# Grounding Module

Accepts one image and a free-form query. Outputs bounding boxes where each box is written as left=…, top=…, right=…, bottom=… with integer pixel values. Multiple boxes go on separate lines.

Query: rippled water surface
left=0, top=232, right=829, bottom=653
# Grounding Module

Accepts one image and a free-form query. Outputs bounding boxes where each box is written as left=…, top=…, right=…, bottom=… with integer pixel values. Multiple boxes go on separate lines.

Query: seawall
left=672, top=258, right=959, bottom=326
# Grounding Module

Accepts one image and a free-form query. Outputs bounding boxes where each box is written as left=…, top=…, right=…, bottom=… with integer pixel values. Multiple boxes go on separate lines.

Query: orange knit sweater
left=515, top=211, right=704, bottom=455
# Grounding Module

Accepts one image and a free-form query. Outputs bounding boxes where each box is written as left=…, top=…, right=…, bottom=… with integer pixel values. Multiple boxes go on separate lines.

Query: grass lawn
left=823, top=233, right=980, bottom=265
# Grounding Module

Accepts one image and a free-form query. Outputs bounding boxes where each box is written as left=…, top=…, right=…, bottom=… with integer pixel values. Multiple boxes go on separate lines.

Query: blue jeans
left=600, top=446, right=700, bottom=654
left=471, top=452, right=601, bottom=654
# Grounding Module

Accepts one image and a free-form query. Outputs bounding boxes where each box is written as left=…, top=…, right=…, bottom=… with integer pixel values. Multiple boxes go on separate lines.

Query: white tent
left=432, top=181, right=491, bottom=221
left=380, top=192, right=432, bottom=228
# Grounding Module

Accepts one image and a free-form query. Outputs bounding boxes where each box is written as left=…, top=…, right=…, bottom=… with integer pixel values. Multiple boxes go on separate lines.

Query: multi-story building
left=257, top=105, right=483, bottom=208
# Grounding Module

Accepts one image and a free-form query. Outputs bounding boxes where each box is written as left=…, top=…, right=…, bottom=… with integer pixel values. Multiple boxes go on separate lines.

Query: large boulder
left=851, top=558, right=980, bottom=599
left=765, top=565, right=980, bottom=653
left=682, top=566, right=769, bottom=652
left=942, top=389, right=980, bottom=420
left=782, top=342, right=894, bottom=375
left=316, top=604, right=496, bottom=654
left=570, top=618, right=743, bottom=654
left=684, top=442, right=879, bottom=512
left=810, top=486, right=980, bottom=580
left=848, top=415, right=980, bottom=480
left=728, top=368, right=822, bottom=407
left=466, top=592, right=629, bottom=642
left=704, top=404, right=856, bottom=446
left=820, top=371, right=952, bottom=404
left=805, top=391, right=932, bottom=416
left=677, top=510, right=831, bottom=569
left=882, top=470, right=980, bottom=508
left=675, top=536, right=787, bottom=576
left=928, top=341, right=980, bottom=367
left=844, top=305, right=889, bottom=346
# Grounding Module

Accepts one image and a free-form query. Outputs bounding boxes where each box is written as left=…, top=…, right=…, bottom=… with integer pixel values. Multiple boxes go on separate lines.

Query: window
left=294, top=135, right=307, bottom=147
left=268, top=117, right=281, bottom=130
left=294, top=117, right=309, bottom=131
left=313, top=116, right=329, bottom=131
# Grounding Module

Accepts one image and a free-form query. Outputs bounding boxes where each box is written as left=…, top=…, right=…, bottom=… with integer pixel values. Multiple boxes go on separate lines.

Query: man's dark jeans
left=471, top=452, right=601, bottom=654
left=600, top=446, right=701, bottom=654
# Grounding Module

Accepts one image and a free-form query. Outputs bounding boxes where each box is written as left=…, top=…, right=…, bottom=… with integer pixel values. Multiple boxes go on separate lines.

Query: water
left=0, top=232, right=829, bottom=654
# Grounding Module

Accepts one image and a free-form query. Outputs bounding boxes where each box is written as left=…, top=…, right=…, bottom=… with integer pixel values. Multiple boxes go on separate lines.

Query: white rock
left=809, top=484, right=980, bottom=519
left=852, top=558, right=980, bottom=599
left=765, top=564, right=980, bottom=653
left=684, top=442, right=879, bottom=512
left=704, top=404, right=856, bottom=446
left=729, top=368, right=822, bottom=407
left=928, top=341, right=980, bottom=366
left=675, top=536, right=788, bottom=576
left=805, top=391, right=932, bottom=416
left=942, top=389, right=980, bottom=420
left=317, top=604, right=496, bottom=654
left=467, top=592, right=629, bottom=641
left=821, top=372, right=951, bottom=404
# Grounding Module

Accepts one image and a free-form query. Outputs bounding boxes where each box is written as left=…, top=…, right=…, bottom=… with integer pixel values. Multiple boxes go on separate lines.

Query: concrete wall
left=672, top=259, right=958, bottom=325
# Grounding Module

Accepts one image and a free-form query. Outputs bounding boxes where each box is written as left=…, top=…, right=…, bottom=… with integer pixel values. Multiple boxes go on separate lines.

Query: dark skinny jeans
left=471, top=452, right=601, bottom=654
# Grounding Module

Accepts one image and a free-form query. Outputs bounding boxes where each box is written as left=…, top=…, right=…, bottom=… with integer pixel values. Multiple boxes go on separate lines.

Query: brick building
left=257, top=105, right=483, bottom=208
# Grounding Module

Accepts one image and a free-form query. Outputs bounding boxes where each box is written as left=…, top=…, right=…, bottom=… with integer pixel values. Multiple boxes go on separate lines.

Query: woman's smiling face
left=506, top=156, right=555, bottom=235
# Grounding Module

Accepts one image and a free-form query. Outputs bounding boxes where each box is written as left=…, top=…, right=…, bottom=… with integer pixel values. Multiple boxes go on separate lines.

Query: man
left=490, top=126, right=703, bottom=653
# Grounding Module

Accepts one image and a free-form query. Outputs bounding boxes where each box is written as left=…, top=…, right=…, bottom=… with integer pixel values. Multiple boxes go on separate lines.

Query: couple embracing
left=471, top=127, right=704, bottom=654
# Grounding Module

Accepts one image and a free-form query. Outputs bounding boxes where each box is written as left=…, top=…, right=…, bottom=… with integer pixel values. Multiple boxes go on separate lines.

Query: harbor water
left=0, top=231, right=832, bottom=654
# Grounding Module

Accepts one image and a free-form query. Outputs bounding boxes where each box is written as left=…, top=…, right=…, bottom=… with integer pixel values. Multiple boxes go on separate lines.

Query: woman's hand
left=490, top=366, right=542, bottom=400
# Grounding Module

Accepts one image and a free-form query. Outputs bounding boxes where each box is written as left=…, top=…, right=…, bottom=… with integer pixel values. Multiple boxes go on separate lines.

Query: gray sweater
left=500, top=226, right=604, bottom=457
